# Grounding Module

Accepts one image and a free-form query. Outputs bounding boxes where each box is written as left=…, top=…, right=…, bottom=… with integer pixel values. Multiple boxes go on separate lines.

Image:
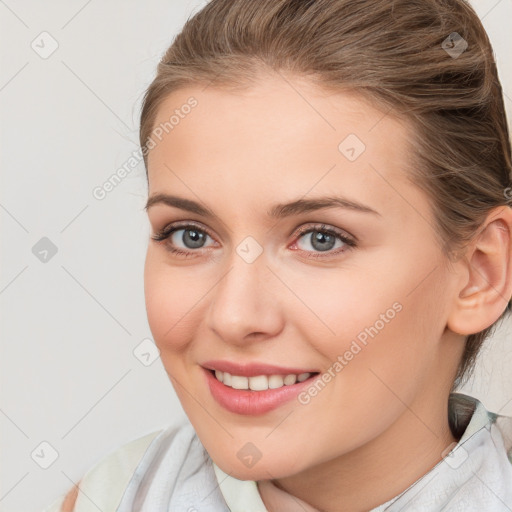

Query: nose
left=205, top=252, right=284, bottom=346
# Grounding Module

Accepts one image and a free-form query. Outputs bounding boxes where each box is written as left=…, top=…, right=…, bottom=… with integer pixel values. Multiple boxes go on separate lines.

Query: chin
left=213, top=453, right=303, bottom=481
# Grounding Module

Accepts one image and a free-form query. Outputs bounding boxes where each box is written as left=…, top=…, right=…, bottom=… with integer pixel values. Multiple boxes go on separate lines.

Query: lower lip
left=203, top=367, right=319, bottom=415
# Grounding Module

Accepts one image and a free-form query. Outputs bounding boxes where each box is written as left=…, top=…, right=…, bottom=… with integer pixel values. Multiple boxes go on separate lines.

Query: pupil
left=183, top=229, right=205, bottom=249
left=311, top=231, right=335, bottom=252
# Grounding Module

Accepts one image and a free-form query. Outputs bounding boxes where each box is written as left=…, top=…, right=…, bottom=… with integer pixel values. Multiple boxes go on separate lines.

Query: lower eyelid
left=291, top=237, right=355, bottom=257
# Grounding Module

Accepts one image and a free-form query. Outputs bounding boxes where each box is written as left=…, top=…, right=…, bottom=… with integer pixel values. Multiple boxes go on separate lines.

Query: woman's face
left=143, top=74, right=463, bottom=480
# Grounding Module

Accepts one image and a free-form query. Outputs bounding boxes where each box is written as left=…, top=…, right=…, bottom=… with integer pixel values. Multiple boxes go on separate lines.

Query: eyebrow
left=144, top=193, right=381, bottom=218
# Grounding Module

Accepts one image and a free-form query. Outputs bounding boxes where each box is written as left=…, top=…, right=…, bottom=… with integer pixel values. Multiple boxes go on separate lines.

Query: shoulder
left=43, top=421, right=196, bottom=512
left=59, top=484, right=79, bottom=512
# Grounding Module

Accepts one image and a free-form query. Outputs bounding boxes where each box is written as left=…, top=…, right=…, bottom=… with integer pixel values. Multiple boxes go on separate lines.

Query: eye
left=151, top=221, right=357, bottom=260
left=150, top=222, right=216, bottom=257
left=291, top=223, right=356, bottom=258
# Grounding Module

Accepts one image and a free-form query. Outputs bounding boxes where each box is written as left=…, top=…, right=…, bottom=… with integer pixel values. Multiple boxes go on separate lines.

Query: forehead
left=146, top=74, right=421, bottom=219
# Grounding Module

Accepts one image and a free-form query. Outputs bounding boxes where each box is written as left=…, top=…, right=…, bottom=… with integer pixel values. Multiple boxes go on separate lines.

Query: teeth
left=268, top=375, right=284, bottom=389
left=284, top=374, right=297, bottom=385
left=249, top=375, right=268, bottom=391
left=231, top=375, right=249, bottom=389
left=212, top=370, right=313, bottom=390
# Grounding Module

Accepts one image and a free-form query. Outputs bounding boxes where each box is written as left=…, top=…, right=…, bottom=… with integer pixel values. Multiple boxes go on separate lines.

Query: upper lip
left=201, top=360, right=319, bottom=377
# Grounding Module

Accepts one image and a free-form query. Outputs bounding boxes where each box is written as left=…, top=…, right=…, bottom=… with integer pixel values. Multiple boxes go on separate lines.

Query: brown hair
left=139, top=0, right=512, bottom=389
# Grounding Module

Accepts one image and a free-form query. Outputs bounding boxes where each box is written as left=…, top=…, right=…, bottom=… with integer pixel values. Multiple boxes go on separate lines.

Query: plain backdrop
left=0, top=1, right=511, bottom=510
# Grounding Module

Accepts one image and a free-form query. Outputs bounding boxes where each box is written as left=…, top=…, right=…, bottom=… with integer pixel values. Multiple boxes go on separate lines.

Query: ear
left=447, top=205, right=512, bottom=336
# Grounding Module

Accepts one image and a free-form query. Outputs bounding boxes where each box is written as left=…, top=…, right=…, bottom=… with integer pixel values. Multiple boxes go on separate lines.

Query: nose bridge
left=206, top=241, right=282, bottom=342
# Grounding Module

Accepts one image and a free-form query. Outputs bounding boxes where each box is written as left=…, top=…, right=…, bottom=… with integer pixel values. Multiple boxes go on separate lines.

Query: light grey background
left=0, top=1, right=511, bottom=511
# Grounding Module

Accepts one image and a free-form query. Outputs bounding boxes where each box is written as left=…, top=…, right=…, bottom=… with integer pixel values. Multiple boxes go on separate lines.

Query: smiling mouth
left=203, top=367, right=322, bottom=415
left=207, top=368, right=320, bottom=391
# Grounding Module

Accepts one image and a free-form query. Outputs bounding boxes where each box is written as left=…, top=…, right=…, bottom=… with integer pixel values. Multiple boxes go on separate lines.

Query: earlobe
left=447, top=206, right=512, bottom=336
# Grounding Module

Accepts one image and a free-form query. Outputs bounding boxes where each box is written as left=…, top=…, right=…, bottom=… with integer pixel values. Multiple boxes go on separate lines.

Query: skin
left=140, top=72, right=512, bottom=511
left=60, top=481, right=79, bottom=511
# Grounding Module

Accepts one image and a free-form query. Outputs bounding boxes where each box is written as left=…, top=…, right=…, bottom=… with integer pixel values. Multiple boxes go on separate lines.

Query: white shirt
left=43, top=392, right=512, bottom=511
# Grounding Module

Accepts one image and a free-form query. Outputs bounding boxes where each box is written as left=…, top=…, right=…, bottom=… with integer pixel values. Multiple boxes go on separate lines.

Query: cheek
left=291, top=250, right=445, bottom=389
left=286, top=278, right=442, bottom=450
left=144, top=249, right=204, bottom=353
left=284, top=263, right=403, bottom=354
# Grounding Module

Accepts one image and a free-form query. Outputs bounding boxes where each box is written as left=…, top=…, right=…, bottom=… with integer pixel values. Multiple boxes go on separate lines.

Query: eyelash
left=150, top=221, right=357, bottom=260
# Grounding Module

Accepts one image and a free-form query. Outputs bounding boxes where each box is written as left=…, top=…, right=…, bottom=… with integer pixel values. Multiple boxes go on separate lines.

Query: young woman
left=44, top=0, right=512, bottom=510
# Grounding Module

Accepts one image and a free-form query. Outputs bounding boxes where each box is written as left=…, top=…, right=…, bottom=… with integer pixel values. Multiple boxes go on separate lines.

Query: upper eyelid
left=162, top=220, right=216, bottom=239
left=294, top=223, right=355, bottom=240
